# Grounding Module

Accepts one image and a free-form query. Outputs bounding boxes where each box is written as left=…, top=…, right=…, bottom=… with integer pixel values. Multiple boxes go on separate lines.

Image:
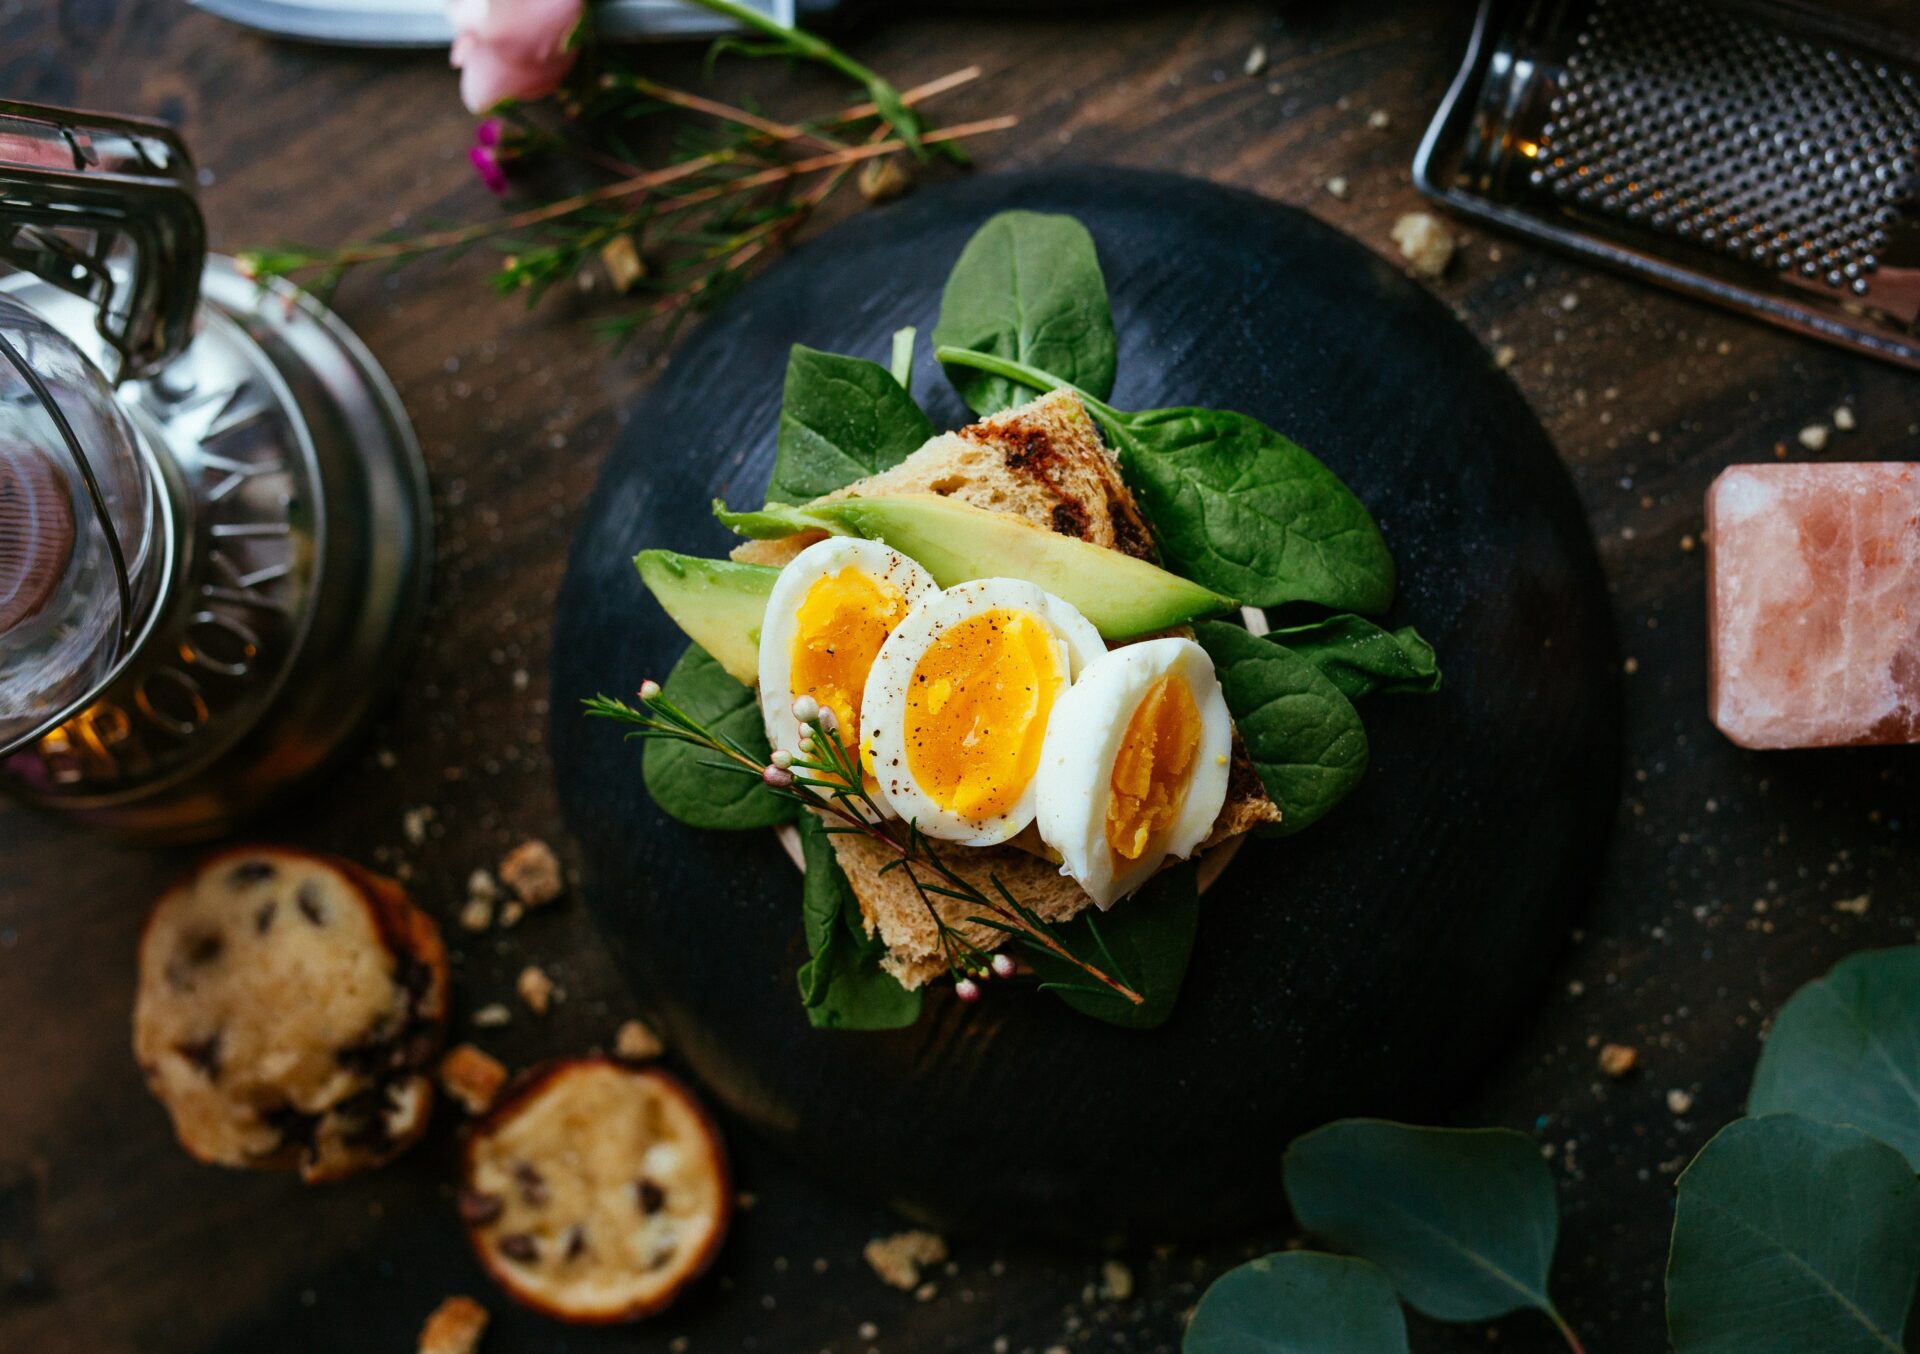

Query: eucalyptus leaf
left=1194, top=622, right=1368, bottom=836
left=1667, top=1114, right=1920, bottom=1354
left=1025, top=861, right=1199, bottom=1029
left=1269, top=615, right=1442, bottom=702
left=794, top=812, right=922, bottom=1030
left=932, top=345, right=1395, bottom=612
left=933, top=211, right=1117, bottom=417
left=765, top=344, right=934, bottom=505
left=1747, top=947, right=1920, bottom=1171
left=1184, top=1252, right=1410, bottom=1354
left=1283, top=1120, right=1572, bottom=1334
left=641, top=645, right=796, bottom=830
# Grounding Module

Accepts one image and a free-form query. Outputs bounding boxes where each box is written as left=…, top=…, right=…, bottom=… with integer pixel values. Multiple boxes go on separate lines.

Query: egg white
left=757, top=536, right=936, bottom=813
left=1034, top=637, right=1232, bottom=908
left=861, top=578, right=1105, bottom=846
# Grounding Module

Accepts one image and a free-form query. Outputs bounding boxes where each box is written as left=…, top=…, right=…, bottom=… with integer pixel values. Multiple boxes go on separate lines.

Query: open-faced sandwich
left=595, top=210, right=1440, bottom=1031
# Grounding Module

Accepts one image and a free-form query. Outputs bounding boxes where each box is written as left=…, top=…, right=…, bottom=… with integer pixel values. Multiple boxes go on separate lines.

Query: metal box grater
left=1416, top=0, right=1920, bottom=368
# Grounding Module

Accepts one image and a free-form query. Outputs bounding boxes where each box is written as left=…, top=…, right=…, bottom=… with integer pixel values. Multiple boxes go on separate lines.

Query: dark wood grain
left=3, top=2, right=1917, bottom=1351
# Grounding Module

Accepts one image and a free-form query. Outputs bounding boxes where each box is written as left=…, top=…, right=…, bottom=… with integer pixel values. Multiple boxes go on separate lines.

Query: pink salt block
left=1707, top=462, right=1920, bottom=748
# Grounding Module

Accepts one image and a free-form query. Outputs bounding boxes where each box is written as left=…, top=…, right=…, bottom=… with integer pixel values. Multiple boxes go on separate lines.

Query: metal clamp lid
left=0, top=101, right=206, bottom=382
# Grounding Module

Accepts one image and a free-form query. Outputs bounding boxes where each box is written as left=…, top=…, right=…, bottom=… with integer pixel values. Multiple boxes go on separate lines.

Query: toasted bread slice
left=731, top=388, right=1157, bottom=568
left=737, top=390, right=1282, bottom=986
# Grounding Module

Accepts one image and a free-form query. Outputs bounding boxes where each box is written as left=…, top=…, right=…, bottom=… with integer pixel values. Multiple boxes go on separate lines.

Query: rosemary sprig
left=586, top=685, right=1144, bottom=1007
left=237, top=3, right=1012, bottom=341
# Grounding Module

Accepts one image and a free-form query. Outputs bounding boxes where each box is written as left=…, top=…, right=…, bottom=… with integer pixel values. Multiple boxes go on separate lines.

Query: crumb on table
left=863, top=1229, right=948, bottom=1291
left=615, top=1018, right=665, bottom=1061
left=1390, top=211, right=1454, bottom=279
left=516, top=964, right=557, bottom=1016
left=1597, top=1043, right=1638, bottom=1078
left=440, top=1044, right=509, bottom=1115
left=499, top=839, right=564, bottom=907
left=418, top=1295, right=488, bottom=1354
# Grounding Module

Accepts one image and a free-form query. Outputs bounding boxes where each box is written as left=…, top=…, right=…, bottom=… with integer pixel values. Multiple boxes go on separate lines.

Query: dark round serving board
left=550, top=167, right=1620, bottom=1243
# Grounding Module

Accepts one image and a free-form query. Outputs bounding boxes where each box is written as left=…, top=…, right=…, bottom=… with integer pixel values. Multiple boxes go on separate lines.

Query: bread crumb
left=499, top=839, right=564, bottom=907
left=1797, top=423, right=1830, bottom=452
left=599, top=235, right=646, bottom=294
left=858, top=157, right=913, bottom=204
left=1324, top=175, right=1350, bottom=201
left=1493, top=344, right=1516, bottom=369
left=615, top=1018, right=665, bottom=1061
left=1597, top=1043, right=1638, bottom=1078
left=1833, top=405, right=1856, bottom=432
left=1833, top=893, right=1871, bottom=916
left=403, top=805, right=435, bottom=847
left=466, top=869, right=499, bottom=905
left=439, top=1045, right=508, bottom=1115
left=516, top=965, right=556, bottom=1016
left=472, top=1002, right=512, bottom=1029
left=496, top=900, right=525, bottom=929
left=913, top=1280, right=938, bottom=1302
left=1390, top=212, right=1454, bottom=280
left=1667, top=1088, right=1694, bottom=1115
left=858, top=1322, right=879, bottom=1341
left=458, top=897, right=493, bottom=933
left=1242, top=43, right=1268, bottom=77
left=418, top=1295, right=488, bottom=1354
left=1099, top=1259, right=1134, bottom=1301
left=1367, top=108, right=1391, bottom=130
left=864, top=1230, right=948, bottom=1291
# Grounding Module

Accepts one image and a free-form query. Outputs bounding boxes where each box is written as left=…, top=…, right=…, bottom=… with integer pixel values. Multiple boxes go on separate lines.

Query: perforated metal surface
left=1417, top=0, right=1920, bottom=367
left=1529, top=0, right=1920, bottom=298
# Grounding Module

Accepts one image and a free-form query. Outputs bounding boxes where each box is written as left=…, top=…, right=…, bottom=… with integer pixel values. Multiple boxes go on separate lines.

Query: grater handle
left=0, top=101, right=206, bottom=382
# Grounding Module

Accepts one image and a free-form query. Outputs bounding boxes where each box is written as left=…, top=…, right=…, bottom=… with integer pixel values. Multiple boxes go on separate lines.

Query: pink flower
left=448, top=0, right=583, bottom=114
left=469, top=142, right=509, bottom=196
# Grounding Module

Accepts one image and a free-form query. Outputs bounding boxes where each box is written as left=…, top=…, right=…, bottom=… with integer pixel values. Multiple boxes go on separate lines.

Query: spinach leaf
left=794, top=812, right=922, bottom=1030
left=1026, top=861, right=1199, bottom=1030
left=1284, top=1120, right=1574, bottom=1334
left=1270, top=614, right=1442, bottom=701
left=932, top=346, right=1396, bottom=612
left=1666, top=1115, right=1920, bottom=1354
left=765, top=344, right=934, bottom=505
left=1184, top=1252, right=1410, bottom=1354
left=1194, top=621, right=1369, bottom=836
left=1747, top=947, right=1920, bottom=1171
left=933, top=211, right=1117, bottom=417
left=642, top=645, right=796, bottom=830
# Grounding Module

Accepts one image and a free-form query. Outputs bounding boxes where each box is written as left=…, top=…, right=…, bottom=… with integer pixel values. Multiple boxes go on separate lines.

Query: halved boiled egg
left=758, top=537, right=936, bottom=809
left=861, top=578, right=1105, bottom=846
left=1034, top=637, right=1232, bottom=908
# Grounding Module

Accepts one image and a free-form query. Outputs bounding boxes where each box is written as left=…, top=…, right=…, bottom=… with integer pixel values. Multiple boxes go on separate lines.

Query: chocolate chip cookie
left=459, top=1058, right=731, bottom=1323
left=133, top=847, right=449, bottom=1182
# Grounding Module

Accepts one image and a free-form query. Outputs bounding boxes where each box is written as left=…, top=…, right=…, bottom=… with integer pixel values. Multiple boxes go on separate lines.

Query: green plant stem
left=1548, top=1307, right=1587, bottom=1354
left=934, top=344, right=1121, bottom=421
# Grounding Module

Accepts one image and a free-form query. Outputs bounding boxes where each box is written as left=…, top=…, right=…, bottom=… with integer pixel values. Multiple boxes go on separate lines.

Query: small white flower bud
left=791, top=695, right=819, bottom=723
left=770, top=749, right=792, bottom=768
left=639, top=679, right=661, bottom=700
left=954, top=977, right=981, bottom=1003
left=990, top=953, right=1016, bottom=978
left=762, top=764, right=795, bottom=790
left=816, top=706, right=839, bottom=736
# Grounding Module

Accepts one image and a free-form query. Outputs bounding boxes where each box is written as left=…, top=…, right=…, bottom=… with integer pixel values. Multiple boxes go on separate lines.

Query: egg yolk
left=790, top=567, right=911, bottom=760
left=1106, top=674, right=1202, bottom=862
left=903, top=609, right=1063, bottom=822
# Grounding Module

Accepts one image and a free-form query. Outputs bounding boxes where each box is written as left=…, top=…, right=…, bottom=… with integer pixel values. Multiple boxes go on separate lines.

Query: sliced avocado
left=713, top=494, right=1236, bottom=639
left=634, top=550, right=775, bottom=685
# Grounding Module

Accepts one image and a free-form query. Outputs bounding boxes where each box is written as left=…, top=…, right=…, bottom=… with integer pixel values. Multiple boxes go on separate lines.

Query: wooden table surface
left=4, top=2, right=1917, bottom=1351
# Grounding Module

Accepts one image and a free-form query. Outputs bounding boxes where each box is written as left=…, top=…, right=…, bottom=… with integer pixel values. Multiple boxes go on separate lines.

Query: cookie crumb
left=1324, top=175, right=1350, bottom=201
left=1666, top=1088, right=1694, bottom=1115
left=1367, top=108, right=1391, bottom=130
left=496, top=900, right=525, bottom=929
left=499, top=840, right=564, bottom=907
left=1797, top=423, right=1830, bottom=452
left=1833, top=893, right=1871, bottom=916
left=419, top=1295, right=488, bottom=1354
left=1494, top=344, right=1516, bottom=369
left=864, top=1230, right=947, bottom=1291
left=615, top=1018, right=665, bottom=1062
left=1832, top=405, right=1856, bottom=432
left=1390, top=212, right=1454, bottom=279
left=1099, top=1259, right=1134, bottom=1301
left=466, top=870, right=499, bottom=905
left=472, top=1003, right=512, bottom=1029
left=403, top=805, right=435, bottom=847
left=1242, top=43, right=1268, bottom=77
left=857, top=157, right=913, bottom=205
left=1597, top=1043, right=1638, bottom=1078
left=440, top=1044, right=508, bottom=1115
left=516, top=965, right=556, bottom=1016
left=458, top=897, right=493, bottom=933
left=599, top=235, right=646, bottom=294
